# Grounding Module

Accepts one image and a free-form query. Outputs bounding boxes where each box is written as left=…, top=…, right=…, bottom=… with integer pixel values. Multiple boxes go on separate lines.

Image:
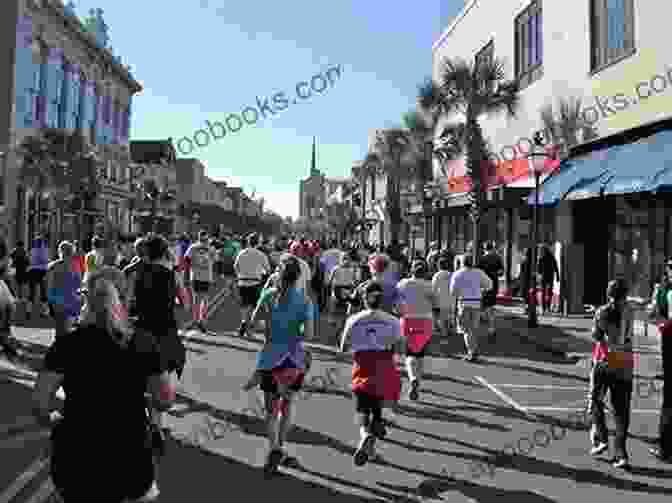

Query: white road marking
left=474, top=376, right=530, bottom=415
left=24, top=478, right=55, bottom=503
left=0, top=456, right=48, bottom=503
left=0, top=430, right=49, bottom=449
left=494, top=384, right=586, bottom=390
left=527, top=406, right=659, bottom=414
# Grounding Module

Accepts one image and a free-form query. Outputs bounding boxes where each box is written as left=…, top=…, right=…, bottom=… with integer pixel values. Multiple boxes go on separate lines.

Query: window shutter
left=14, top=46, right=36, bottom=128
left=44, top=48, right=64, bottom=127
left=592, top=0, right=608, bottom=70
left=123, top=101, right=132, bottom=140
left=623, top=0, right=635, bottom=51
left=59, top=63, right=70, bottom=128
left=536, top=6, right=543, bottom=65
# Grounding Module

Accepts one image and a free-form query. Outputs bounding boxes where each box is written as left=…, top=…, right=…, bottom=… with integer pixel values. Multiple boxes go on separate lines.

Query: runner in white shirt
left=185, top=230, right=217, bottom=333
left=235, top=233, right=271, bottom=337
left=449, top=254, right=492, bottom=362
left=327, top=251, right=360, bottom=326
left=432, top=255, right=456, bottom=338
left=396, top=260, right=435, bottom=401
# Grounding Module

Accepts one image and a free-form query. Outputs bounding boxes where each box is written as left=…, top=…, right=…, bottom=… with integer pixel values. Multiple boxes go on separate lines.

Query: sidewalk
left=495, top=304, right=661, bottom=359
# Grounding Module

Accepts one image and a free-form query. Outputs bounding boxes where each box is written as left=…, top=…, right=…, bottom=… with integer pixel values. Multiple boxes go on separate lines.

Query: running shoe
left=590, top=442, right=608, bottom=456
left=648, top=447, right=672, bottom=462
left=238, top=321, right=248, bottom=338
left=409, top=379, right=419, bottom=401
left=612, top=457, right=629, bottom=469
left=354, top=435, right=376, bottom=466
left=264, top=448, right=284, bottom=475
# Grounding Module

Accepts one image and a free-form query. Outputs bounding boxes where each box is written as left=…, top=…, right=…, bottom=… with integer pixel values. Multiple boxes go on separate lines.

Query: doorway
left=573, top=197, right=611, bottom=306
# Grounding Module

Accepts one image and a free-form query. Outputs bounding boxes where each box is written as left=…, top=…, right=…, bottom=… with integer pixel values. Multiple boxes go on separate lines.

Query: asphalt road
left=2, top=288, right=672, bottom=502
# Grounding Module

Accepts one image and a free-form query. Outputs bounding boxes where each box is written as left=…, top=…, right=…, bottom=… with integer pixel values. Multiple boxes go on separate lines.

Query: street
left=2, top=296, right=672, bottom=502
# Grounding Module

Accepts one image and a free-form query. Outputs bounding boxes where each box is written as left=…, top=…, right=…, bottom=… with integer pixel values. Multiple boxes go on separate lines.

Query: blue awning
left=528, top=129, right=672, bottom=205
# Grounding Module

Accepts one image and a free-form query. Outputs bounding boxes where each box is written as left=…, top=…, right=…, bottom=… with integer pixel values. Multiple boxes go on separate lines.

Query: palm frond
left=539, top=96, right=599, bottom=149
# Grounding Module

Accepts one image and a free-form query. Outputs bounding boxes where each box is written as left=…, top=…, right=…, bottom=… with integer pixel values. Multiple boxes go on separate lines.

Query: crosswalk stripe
left=24, top=478, right=55, bottom=503
left=0, top=456, right=48, bottom=503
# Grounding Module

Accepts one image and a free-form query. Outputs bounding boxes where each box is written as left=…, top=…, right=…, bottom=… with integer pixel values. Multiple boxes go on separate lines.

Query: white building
left=432, top=0, right=671, bottom=307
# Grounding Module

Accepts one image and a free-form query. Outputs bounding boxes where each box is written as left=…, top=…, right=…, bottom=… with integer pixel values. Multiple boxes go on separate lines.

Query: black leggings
left=354, top=391, right=383, bottom=428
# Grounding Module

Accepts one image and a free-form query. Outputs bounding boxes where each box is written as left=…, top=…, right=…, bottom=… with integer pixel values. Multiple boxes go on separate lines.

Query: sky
left=69, top=0, right=464, bottom=218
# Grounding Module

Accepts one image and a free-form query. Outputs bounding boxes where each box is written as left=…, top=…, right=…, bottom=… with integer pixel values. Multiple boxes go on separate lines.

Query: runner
left=432, top=255, right=456, bottom=339
left=396, top=260, right=435, bottom=401
left=339, top=282, right=404, bottom=466
left=235, top=233, right=271, bottom=337
left=327, top=250, right=360, bottom=326
left=243, top=255, right=315, bottom=474
left=352, top=255, right=399, bottom=316
left=184, top=230, right=216, bottom=333
left=27, top=233, right=50, bottom=317
left=46, top=241, right=82, bottom=340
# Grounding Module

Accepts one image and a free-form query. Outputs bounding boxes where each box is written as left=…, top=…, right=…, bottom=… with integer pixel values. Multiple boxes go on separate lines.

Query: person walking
left=449, top=255, right=493, bottom=362
left=519, top=247, right=534, bottom=311
left=433, top=255, right=456, bottom=339
left=10, top=240, right=29, bottom=303
left=397, top=260, right=435, bottom=401
left=647, top=260, right=672, bottom=462
left=538, top=244, right=560, bottom=315
left=0, top=237, right=18, bottom=361
left=46, top=242, right=82, bottom=340
left=479, top=242, right=504, bottom=339
left=245, top=255, right=315, bottom=474
left=588, top=278, right=634, bottom=469
left=33, top=272, right=177, bottom=502
left=27, top=233, right=50, bottom=317
left=339, top=281, right=403, bottom=466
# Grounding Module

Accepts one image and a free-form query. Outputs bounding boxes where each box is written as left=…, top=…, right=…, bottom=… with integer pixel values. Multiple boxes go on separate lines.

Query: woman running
left=46, top=241, right=82, bottom=340
left=244, top=255, right=315, bottom=474
left=396, top=260, right=435, bottom=401
left=350, top=255, right=399, bottom=316
left=340, top=282, right=404, bottom=466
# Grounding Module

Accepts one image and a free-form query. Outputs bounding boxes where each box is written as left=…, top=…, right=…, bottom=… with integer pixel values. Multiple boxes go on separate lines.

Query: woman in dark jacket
left=538, top=245, right=560, bottom=314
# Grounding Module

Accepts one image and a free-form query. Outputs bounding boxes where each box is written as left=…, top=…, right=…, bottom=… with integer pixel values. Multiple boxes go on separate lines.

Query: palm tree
left=368, top=129, right=413, bottom=246
left=539, top=96, right=599, bottom=156
left=418, top=57, right=519, bottom=262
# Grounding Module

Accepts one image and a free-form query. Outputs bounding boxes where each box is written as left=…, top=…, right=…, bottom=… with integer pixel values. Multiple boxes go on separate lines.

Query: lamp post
left=526, top=135, right=551, bottom=328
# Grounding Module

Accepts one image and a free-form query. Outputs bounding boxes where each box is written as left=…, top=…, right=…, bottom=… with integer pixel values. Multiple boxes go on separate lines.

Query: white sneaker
left=590, top=442, right=608, bottom=456
left=612, top=457, right=629, bottom=469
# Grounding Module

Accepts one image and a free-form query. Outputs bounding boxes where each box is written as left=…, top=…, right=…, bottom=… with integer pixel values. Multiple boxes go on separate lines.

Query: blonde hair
left=80, top=273, right=132, bottom=346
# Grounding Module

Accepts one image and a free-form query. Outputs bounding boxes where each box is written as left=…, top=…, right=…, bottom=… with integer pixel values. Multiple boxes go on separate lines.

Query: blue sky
left=71, top=0, right=463, bottom=218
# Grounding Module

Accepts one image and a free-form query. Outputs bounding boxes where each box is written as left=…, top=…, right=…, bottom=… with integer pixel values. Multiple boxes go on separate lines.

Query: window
left=514, top=0, right=543, bottom=89
left=475, top=41, right=494, bottom=69
left=590, top=0, right=635, bottom=72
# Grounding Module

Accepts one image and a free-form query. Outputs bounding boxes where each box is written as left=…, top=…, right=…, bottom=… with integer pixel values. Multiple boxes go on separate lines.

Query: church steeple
left=310, top=136, right=319, bottom=176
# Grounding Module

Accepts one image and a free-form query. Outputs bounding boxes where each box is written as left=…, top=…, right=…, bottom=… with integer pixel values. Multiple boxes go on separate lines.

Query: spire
left=310, top=136, right=318, bottom=176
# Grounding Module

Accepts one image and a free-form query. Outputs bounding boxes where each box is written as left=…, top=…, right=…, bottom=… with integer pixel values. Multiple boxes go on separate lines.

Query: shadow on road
left=158, top=435, right=398, bottom=502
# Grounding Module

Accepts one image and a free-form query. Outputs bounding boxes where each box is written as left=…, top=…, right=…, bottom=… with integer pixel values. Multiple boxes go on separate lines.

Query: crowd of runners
left=0, top=228, right=668, bottom=500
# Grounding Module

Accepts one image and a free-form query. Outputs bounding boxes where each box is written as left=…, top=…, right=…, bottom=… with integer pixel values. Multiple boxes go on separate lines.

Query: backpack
left=656, top=284, right=671, bottom=318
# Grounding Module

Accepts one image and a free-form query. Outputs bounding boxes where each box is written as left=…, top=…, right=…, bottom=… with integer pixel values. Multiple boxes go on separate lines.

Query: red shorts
left=352, top=351, right=401, bottom=402
left=400, top=317, right=433, bottom=354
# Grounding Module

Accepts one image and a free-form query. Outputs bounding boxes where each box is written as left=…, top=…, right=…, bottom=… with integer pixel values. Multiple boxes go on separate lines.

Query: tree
left=539, top=96, right=599, bottom=155
left=417, top=57, right=519, bottom=262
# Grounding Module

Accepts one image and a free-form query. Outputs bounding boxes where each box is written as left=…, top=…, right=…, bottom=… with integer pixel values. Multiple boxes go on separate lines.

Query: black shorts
left=15, top=271, right=28, bottom=285
left=482, top=290, right=497, bottom=308
left=259, top=360, right=305, bottom=394
left=406, top=346, right=428, bottom=358
left=193, top=281, right=211, bottom=294
left=354, top=391, right=383, bottom=415
left=239, top=284, right=262, bottom=307
left=29, top=269, right=46, bottom=284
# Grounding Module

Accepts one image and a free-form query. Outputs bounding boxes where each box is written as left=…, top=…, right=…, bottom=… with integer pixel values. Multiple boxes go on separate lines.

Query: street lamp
left=526, top=133, right=552, bottom=328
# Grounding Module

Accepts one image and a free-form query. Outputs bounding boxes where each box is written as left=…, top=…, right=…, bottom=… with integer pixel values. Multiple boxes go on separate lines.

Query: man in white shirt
left=235, top=233, right=271, bottom=336
left=449, top=254, right=493, bottom=362
left=326, top=251, right=360, bottom=324
left=185, top=230, right=217, bottom=333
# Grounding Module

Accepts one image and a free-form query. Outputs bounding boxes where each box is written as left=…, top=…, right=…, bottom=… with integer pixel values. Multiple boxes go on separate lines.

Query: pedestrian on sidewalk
left=339, top=281, right=403, bottom=467
left=397, top=260, right=435, bottom=401
left=647, top=261, right=672, bottom=462
left=33, top=275, right=176, bottom=502
left=27, top=233, right=50, bottom=317
left=449, top=254, right=492, bottom=363
left=9, top=240, right=29, bottom=302
left=47, top=241, right=82, bottom=340
left=538, top=244, right=559, bottom=315
left=479, top=241, right=504, bottom=338
left=588, top=278, right=634, bottom=469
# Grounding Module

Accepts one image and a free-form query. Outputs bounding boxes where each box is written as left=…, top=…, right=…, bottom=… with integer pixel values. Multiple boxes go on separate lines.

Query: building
left=129, top=139, right=178, bottom=236
left=298, top=136, right=327, bottom=221
left=1, top=2, right=141, bottom=247
left=432, top=0, right=670, bottom=309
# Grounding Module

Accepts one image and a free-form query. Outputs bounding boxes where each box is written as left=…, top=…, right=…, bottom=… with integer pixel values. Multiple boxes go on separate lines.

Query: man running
left=397, top=260, right=435, bottom=401
left=327, top=250, right=360, bottom=326
left=185, top=230, right=216, bottom=333
left=235, top=233, right=271, bottom=337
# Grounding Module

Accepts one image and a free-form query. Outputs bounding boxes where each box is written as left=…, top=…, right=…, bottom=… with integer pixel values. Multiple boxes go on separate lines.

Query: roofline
left=432, top=0, right=478, bottom=53
left=46, top=2, right=143, bottom=94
